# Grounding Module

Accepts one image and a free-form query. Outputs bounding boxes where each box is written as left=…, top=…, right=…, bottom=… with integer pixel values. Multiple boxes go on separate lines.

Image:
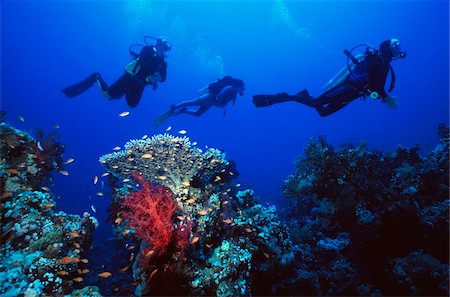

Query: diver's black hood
left=379, top=40, right=393, bottom=61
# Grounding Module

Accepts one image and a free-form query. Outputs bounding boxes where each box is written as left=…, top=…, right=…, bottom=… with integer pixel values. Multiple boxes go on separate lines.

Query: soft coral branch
left=122, top=172, right=178, bottom=265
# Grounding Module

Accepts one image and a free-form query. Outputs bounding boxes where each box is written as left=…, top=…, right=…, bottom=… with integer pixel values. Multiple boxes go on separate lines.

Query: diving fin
left=154, top=106, right=174, bottom=126
left=252, top=92, right=291, bottom=107
left=62, top=73, right=99, bottom=98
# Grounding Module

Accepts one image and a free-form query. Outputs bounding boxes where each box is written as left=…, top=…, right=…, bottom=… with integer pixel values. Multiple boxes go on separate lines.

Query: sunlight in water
left=272, top=0, right=315, bottom=43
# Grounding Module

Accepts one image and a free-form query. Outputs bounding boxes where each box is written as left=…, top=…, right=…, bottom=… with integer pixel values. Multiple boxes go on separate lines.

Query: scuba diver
left=154, top=76, right=245, bottom=125
left=62, top=36, right=171, bottom=108
left=253, top=39, right=407, bottom=116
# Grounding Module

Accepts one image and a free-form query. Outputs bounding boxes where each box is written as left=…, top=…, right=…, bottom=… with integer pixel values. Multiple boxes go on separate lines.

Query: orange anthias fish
left=97, top=271, right=112, bottom=278
left=69, top=231, right=81, bottom=238
left=58, top=256, right=78, bottom=264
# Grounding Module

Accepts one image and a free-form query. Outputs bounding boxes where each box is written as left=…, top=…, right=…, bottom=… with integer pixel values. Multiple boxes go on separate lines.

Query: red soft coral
left=122, top=173, right=178, bottom=263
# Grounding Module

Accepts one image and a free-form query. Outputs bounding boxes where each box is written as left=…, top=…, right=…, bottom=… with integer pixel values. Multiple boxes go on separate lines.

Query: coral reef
left=281, top=126, right=449, bottom=296
left=101, top=134, right=295, bottom=297
left=0, top=122, right=98, bottom=296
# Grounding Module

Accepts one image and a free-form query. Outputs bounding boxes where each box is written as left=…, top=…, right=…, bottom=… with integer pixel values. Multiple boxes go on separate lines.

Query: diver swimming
left=253, top=39, right=407, bottom=116
left=62, top=36, right=171, bottom=108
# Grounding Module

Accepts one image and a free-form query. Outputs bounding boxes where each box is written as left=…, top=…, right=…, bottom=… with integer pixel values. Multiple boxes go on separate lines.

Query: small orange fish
left=93, top=176, right=98, bottom=184
left=176, top=215, right=185, bottom=221
left=149, top=269, right=158, bottom=280
left=129, top=253, right=135, bottom=261
left=245, top=228, right=253, bottom=233
left=186, top=198, right=196, bottom=204
left=41, top=186, right=50, bottom=192
left=141, top=153, right=152, bottom=159
left=223, top=219, right=233, bottom=224
left=80, top=269, right=89, bottom=274
left=191, top=236, right=199, bottom=244
left=59, top=170, right=69, bottom=176
left=96, top=192, right=104, bottom=197
left=198, top=210, right=208, bottom=215
left=72, top=277, right=84, bottom=282
left=57, top=270, right=69, bottom=275
left=69, top=231, right=80, bottom=238
left=114, top=217, right=123, bottom=224
left=80, top=258, right=89, bottom=263
left=7, top=168, right=19, bottom=175
left=222, top=200, right=229, bottom=205
left=1, top=192, right=11, bottom=198
left=112, top=146, right=121, bottom=151
left=58, top=256, right=75, bottom=264
left=97, top=272, right=112, bottom=278
left=43, top=203, right=55, bottom=208
left=206, top=243, right=213, bottom=248
left=263, top=252, right=271, bottom=259
left=119, top=265, right=130, bottom=272
left=119, top=111, right=130, bottom=117
left=101, top=172, right=109, bottom=177
left=122, top=229, right=131, bottom=235
left=145, top=250, right=155, bottom=257
left=178, top=130, right=187, bottom=135
left=73, top=242, right=81, bottom=249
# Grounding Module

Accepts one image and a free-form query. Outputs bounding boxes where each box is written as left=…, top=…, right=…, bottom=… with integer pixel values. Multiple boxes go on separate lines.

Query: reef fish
left=64, top=158, right=75, bottom=164
left=119, top=111, right=130, bottom=117
left=97, top=272, right=112, bottom=278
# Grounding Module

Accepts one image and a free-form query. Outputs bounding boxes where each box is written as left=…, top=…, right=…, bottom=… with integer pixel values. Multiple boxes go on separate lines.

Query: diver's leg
left=97, top=73, right=128, bottom=99
left=125, top=82, right=145, bottom=108
left=313, top=85, right=360, bottom=117
left=174, top=105, right=212, bottom=117
left=315, top=101, right=352, bottom=117
left=173, top=93, right=211, bottom=111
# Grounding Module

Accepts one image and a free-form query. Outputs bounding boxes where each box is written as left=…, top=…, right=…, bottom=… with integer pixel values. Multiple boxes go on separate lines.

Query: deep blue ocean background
left=2, top=0, right=449, bottom=242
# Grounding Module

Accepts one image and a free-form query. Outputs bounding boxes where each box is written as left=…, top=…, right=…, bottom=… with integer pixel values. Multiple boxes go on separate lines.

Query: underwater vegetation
left=1, top=120, right=448, bottom=297
left=281, top=124, right=449, bottom=296
left=0, top=122, right=98, bottom=296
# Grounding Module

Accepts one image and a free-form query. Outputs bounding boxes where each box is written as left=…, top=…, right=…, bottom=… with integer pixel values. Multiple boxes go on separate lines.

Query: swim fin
left=252, top=92, right=291, bottom=107
left=62, top=73, right=99, bottom=98
left=154, top=106, right=175, bottom=126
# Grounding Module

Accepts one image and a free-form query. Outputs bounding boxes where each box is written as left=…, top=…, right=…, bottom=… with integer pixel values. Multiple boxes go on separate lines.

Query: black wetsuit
left=97, top=46, right=167, bottom=108
left=253, top=48, right=392, bottom=117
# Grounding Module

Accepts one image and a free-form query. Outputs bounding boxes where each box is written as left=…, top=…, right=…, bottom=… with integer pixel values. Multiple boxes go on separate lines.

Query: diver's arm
left=215, top=86, right=236, bottom=106
left=159, top=61, right=167, bottom=82
left=322, top=54, right=365, bottom=92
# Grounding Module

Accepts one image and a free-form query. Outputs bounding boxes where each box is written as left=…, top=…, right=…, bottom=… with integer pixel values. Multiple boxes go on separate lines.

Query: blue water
left=2, top=0, right=449, bottom=240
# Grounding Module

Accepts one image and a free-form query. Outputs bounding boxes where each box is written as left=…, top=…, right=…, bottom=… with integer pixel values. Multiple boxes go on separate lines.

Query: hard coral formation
left=99, top=133, right=227, bottom=192
left=281, top=126, right=449, bottom=296
left=102, top=134, right=295, bottom=297
left=0, top=122, right=98, bottom=296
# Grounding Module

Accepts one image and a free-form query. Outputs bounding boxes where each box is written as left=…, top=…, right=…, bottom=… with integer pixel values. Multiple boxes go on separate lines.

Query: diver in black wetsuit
left=253, top=39, right=407, bottom=116
left=62, top=36, right=170, bottom=108
left=154, top=76, right=245, bottom=125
